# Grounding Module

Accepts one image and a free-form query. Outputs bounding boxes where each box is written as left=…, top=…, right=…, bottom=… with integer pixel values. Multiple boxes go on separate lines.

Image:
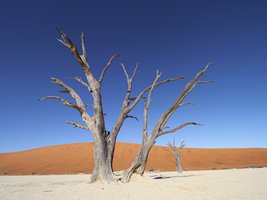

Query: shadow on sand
left=150, top=174, right=200, bottom=180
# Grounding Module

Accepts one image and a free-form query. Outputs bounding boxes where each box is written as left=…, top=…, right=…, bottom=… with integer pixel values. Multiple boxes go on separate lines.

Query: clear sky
left=1, top=0, right=267, bottom=152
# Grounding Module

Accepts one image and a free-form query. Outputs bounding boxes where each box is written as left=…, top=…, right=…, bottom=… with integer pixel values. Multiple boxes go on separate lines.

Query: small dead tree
left=166, top=139, right=185, bottom=173
left=122, top=64, right=212, bottom=182
left=40, top=29, right=185, bottom=183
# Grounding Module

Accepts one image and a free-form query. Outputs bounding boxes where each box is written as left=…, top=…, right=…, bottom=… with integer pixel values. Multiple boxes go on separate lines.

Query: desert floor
left=1, top=168, right=267, bottom=200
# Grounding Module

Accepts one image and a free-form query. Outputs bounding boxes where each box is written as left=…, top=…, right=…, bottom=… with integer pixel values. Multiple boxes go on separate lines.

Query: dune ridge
left=1, top=142, right=267, bottom=175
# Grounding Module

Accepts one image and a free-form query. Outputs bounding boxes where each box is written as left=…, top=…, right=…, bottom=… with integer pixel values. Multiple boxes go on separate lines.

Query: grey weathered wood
left=42, top=30, right=119, bottom=183
left=121, top=64, right=211, bottom=182
left=106, top=64, right=184, bottom=172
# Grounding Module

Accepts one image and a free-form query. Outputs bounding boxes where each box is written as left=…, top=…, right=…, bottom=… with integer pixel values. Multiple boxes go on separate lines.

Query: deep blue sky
left=1, top=0, right=267, bottom=152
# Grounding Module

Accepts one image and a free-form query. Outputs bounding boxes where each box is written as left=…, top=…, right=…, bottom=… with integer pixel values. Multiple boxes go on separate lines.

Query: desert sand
left=1, top=168, right=267, bottom=200
left=1, top=142, right=267, bottom=175
left=1, top=143, right=267, bottom=200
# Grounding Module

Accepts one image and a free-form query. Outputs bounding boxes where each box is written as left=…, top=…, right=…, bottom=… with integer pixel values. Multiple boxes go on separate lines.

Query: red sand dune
left=1, top=142, right=267, bottom=175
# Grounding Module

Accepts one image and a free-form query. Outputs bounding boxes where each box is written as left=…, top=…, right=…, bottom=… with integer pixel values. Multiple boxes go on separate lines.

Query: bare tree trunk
left=106, top=119, right=124, bottom=172
left=90, top=138, right=116, bottom=183
left=121, top=145, right=151, bottom=182
left=88, top=82, right=118, bottom=183
left=176, top=154, right=182, bottom=173
left=121, top=136, right=155, bottom=182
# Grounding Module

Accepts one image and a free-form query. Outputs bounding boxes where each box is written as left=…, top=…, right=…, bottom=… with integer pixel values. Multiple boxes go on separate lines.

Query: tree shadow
left=151, top=174, right=199, bottom=179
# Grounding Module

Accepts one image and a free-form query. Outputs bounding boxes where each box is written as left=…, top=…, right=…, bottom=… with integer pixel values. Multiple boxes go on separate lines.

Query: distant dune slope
left=1, top=143, right=267, bottom=175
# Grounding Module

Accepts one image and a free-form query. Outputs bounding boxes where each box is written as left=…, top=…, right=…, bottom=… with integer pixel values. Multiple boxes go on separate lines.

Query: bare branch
left=72, top=76, right=92, bottom=93
left=180, top=140, right=186, bottom=149
left=111, top=66, right=180, bottom=147
left=126, top=115, right=139, bottom=121
left=159, top=122, right=203, bottom=136
left=147, top=70, right=162, bottom=108
left=130, top=63, right=139, bottom=80
left=121, top=63, right=130, bottom=81
left=127, top=75, right=185, bottom=112
left=56, top=29, right=95, bottom=84
left=120, top=63, right=140, bottom=109
left=179, top=102, right=194, bottom=107
left=129, top=96, right=146, bottom=102
left=59, top=90, right=69, bottom=93
left=81, top=32, right=88, bottom=63
left=50, top=77, right=86, bottom=112
left=66, top=121, right=89, bottom=131
left=122, top=64, right=211, bottom=181
left=158, top=63, right=212, bottom=129
left=183, top=63, right=212, bottom=94
left=143, top=70, right=162, bottom=138
left=167, top=138, right=185, bottom=150
left=40, top=77, right=93, bottom=132
left=99, top=54, right=120, bottom=84
left=106, top=63, right=140, bottom=143
left=56, top=27, right=74, bottom=50
left=39, top=96, right=81, bottom=111
left=56, top=29, right=72, bottom=49
left=187, top=80, right=214, bottom=94
left=162, top=126, right=170, bottom=130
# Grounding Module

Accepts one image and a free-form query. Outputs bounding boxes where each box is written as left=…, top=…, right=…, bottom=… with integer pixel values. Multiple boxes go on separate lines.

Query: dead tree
left=40, top=29, right=120, bottom=183
left=40, top=30, right=184, bottom=183
left=121, top=64, right=212, bottom=182
left=166, top=139, right=185, bottom=173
